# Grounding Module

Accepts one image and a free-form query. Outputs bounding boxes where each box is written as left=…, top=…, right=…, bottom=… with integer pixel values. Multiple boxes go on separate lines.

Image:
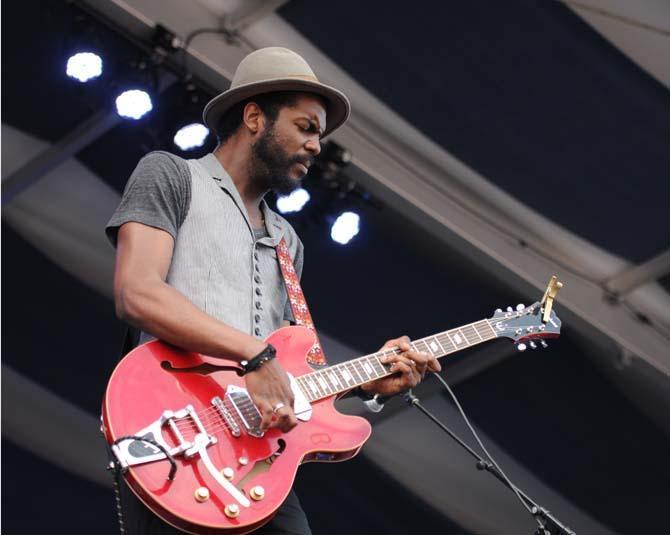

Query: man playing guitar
left=106, top=47, right=440, bottom=534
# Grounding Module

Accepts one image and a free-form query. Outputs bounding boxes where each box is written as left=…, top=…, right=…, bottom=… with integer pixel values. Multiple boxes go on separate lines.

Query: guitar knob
left=194, top=487, right=210, bottom=503
left=250, top=486, right=265, bottom=501
left=516, top=304, right=525, bottom=311
left=517, top=343, right=527, bottom=352
left=529, top=341, right=537, bottom=349
left=221, top=467, right=234, bottom=480
left=224, top=504, right=240, bottom=518
left=540, top=340, right=548, bottom=348
left=495, top=308, right=502, bottom=314
left=506, top=306, right=513, bottom=312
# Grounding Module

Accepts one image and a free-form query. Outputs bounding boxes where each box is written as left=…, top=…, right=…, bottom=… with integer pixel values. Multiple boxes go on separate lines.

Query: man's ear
left=242, top=101, right=266, bottom=135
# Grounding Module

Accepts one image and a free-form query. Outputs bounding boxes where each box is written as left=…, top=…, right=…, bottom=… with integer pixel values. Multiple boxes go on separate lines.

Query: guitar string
left=166, top=321, right=497, bottom=431
left=169, top=406, right=318, bottom=438
left=168, top=323, right=498, bottom=434
left=157, top=316, right=552, bottom=446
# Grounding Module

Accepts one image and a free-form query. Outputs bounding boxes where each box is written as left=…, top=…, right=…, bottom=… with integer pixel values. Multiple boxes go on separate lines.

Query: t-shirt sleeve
left=105, top=151, right=191, bottom=247
left=283, top=235, right=304, bottom=324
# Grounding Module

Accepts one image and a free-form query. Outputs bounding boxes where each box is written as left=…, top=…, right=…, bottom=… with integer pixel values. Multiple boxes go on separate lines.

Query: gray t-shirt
left=106, top=151, right=191, bottom=246
left=106, top=151, right=302, bottom=329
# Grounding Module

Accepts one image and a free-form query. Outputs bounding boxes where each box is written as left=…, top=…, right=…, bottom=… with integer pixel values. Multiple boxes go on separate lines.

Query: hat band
left=234, top=73, right=320, bottom=87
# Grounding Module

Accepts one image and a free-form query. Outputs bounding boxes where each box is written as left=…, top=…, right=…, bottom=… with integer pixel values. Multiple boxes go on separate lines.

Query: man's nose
left=305, top=137, right=321, bottom=156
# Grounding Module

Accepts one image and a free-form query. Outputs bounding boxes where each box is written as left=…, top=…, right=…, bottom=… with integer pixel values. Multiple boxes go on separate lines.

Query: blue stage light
left=276, top=188, right=311, bottom=214
left=330, top=211, right=360, bottom=244
left=174, top=123, right=209, bottom=151
left=66, top=52, right=103, bottom=83
left=115, top=89, right=153, bottom=120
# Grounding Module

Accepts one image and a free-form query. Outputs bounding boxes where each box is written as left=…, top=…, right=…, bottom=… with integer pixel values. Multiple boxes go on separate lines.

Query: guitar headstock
left=488, top=301, right=561, bottom=351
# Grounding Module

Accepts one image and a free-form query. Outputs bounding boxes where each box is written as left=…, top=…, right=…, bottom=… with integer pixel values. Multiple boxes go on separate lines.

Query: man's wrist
left=240, top=344, right=276, bottom=375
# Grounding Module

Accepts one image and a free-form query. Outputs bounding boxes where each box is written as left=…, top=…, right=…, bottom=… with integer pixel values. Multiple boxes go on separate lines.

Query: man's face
left=249, top=94, right=326, bottom=195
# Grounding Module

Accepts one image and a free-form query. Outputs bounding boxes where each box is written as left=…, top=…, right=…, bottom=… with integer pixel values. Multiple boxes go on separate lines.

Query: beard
left=249, top=125, right=311, bottom=195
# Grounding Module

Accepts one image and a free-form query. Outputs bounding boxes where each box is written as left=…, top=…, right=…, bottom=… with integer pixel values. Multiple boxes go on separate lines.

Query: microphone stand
left=404, top=390, right=576, bottom=535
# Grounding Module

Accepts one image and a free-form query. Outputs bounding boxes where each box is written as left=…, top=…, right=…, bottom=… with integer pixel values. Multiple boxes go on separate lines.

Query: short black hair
left=215, top=91, right=300, bottom=145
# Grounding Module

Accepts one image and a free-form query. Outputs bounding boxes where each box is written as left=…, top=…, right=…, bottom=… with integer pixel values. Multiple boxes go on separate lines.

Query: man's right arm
left=114, top=221, right=298, bottom=432
left=114, top=221, right=265, bottom=360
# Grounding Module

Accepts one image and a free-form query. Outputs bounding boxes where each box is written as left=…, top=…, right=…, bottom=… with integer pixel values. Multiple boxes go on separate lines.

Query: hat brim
left=203, top=78, right=350, bottom=138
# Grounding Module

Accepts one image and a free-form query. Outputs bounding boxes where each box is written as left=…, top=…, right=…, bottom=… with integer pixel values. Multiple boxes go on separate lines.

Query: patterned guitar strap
left=275, top=238, right=327, bottom=367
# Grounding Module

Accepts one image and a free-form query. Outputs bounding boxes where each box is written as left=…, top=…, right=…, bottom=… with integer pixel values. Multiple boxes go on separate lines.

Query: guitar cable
left=106, top=436, right=179, bottom=534
left=407, top=372, right=550, bottom=533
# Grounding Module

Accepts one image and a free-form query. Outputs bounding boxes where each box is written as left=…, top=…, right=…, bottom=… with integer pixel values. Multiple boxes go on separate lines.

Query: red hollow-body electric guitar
left=102, top=284, right=562, bottom=534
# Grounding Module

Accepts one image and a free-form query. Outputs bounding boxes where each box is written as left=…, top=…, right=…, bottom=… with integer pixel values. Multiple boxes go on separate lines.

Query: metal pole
left=604, top=249, right=670, bottom=296
left=2, top=111, right=120, bottom=205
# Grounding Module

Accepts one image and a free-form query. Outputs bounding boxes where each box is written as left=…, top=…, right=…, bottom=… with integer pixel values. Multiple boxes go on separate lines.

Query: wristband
left=240, top=344, right=276, bottom=375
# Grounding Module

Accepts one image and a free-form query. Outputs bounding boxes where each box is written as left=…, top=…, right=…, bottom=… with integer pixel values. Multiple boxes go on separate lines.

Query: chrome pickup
left=223, top=373, right=312, bottom=438
left=226, top=385, right=264, bottom=437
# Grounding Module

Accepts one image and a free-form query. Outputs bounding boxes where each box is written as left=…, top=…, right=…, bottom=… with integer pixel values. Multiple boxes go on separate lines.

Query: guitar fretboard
left=295, top=319, right=497, bottom=402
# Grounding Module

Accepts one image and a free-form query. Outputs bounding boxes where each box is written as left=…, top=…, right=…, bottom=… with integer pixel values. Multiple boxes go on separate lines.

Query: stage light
left=66, top=52, right=103, bottom=83
left=277, top=188, right=311, bottom=214
left=174, top=123, right=209, bottom=150
left=115, top=89, right=153, bottom=120
left=330, top=211, right=360, bottom=244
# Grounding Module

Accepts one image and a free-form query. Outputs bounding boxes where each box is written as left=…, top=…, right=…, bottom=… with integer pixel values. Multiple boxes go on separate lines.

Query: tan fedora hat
left=203, top=47, right=350, bottom=138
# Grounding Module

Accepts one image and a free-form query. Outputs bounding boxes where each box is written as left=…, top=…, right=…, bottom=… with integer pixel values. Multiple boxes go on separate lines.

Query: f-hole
left=236, top=439, right=287, bottom=492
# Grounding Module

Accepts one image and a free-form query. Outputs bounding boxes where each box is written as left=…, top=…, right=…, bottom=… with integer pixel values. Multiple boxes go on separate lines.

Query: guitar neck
left=295, top=319, right=497, bottom=403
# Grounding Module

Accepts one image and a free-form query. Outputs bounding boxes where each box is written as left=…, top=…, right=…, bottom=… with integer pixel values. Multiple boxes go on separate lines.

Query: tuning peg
left=516, top=303, right=525, bottom=311
left=506, top=306, right=513, bottom=312
left=516, top=343, right=527, bottom=352
left=529, top=341, right=537, bottom=349
left=540, top=340, right=548, bottom=348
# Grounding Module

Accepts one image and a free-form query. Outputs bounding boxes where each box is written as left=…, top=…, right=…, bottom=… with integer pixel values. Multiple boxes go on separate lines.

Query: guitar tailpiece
left=112, top=435, right=178, bottom=481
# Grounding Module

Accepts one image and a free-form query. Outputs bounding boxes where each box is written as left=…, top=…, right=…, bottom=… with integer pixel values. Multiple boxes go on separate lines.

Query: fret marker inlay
left=429, top=341, right=439, bottom=353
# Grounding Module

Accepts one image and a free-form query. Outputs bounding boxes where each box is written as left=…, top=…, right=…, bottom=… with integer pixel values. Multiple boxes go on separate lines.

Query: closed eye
left=298, top=121, right=322, bottom=136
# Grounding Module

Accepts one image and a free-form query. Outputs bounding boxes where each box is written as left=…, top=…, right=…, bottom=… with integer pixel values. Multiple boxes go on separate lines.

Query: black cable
left=429, top=371, right=552, bottom=531
left=180, top=28, right=228, bottom=75
left=179, top=26, right=254, bottom=76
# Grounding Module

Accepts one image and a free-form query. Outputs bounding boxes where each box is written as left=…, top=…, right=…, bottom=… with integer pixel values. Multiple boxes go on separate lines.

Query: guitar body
left=102, top=287, right=563, bottom=534
left=102, top=326, right=371, bottom=534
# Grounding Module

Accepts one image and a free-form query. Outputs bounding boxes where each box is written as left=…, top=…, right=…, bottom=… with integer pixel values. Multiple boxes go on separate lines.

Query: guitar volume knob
left=224, top=504, right=240, bottom=518
left=250, top=486, right=265, bottom=501
left=194, top=487, right=210, bottom=503
left=222, top=467, right=235, bottom=480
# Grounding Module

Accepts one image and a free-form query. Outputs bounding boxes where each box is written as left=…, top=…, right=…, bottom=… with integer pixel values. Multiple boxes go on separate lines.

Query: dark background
left=3, top=1, right=669, bottom=534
